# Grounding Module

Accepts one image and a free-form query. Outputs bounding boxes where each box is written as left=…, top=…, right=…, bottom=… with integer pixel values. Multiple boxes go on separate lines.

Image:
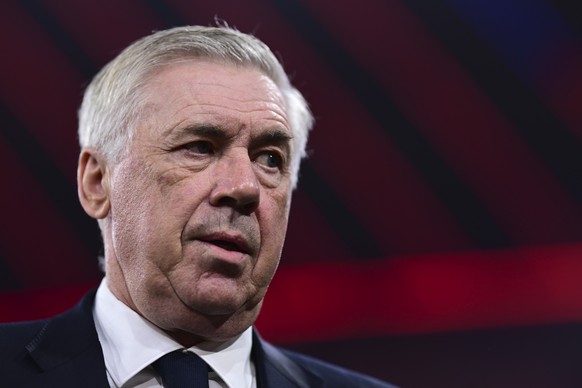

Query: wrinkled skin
left=79, top=61, right=294, bottom=346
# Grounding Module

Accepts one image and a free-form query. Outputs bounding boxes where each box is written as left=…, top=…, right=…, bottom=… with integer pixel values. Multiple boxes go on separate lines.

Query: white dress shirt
left=93, top=279, right=256, bottom=388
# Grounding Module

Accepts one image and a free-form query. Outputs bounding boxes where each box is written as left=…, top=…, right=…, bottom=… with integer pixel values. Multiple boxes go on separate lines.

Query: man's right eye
left=184, top=141, right=213, bottom=155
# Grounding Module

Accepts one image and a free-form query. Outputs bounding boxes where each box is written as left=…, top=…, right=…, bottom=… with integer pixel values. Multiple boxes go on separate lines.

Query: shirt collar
left=93, top=278, right=254, bottom=388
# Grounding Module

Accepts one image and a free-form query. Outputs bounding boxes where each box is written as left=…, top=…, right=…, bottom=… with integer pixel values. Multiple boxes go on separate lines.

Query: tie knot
left=153, top=350, right=209, bottom=388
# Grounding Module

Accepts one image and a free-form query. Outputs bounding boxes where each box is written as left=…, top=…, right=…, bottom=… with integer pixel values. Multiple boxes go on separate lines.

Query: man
left=0, top=26, right=394, bottom=387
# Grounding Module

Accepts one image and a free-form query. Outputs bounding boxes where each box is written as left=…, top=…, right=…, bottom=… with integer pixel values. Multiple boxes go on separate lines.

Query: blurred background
left=1, top=0, right=581, bottom=386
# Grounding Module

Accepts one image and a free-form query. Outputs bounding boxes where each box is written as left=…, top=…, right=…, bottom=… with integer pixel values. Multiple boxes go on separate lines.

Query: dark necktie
left=152, top=349, right=210, bottom=388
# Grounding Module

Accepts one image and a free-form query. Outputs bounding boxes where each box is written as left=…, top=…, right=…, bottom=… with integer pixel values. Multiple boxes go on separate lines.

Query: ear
left=77, top=148, right=111, bottom=219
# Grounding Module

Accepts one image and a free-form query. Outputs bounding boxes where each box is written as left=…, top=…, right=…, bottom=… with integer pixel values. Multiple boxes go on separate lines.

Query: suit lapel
left=252, top=330, right=323, bottom=388
left=26, top=290, right=109, bottom=387
left=23, top=292, right=321, bottom=388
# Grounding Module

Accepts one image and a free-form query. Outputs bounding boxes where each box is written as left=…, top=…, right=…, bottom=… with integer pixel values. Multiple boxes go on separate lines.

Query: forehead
left=138, top=60, right=290, bottom=136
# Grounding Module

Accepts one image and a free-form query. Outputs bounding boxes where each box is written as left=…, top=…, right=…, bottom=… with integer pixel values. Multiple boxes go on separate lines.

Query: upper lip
left=197, top=231, right=253, bottom=254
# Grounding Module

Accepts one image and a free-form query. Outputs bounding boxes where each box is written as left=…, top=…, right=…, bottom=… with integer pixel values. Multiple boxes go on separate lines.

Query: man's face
left=103, top=61, right=293, bottom=344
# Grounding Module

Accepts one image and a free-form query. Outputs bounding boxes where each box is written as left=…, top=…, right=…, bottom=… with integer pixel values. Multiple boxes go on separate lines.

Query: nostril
left=214, top=192, right=260, bottom=214
left=240, top=198, right=260, bottom=215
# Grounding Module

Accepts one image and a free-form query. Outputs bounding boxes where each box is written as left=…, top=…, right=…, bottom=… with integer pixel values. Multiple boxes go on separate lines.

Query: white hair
left=78, top=25, right=313, bottom=188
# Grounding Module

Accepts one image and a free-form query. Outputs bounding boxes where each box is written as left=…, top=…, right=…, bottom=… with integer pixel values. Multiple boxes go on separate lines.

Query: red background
left=1, top=0, right=581, bottom=386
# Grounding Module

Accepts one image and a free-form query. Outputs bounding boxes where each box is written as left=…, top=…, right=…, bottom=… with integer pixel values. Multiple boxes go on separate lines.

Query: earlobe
left=77, top=149, right=111, bottom=219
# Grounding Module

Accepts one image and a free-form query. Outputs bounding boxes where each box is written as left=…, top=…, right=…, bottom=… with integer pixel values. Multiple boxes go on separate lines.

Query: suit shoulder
left=280, top=348, right=396, bottom=387
left=0, top=320, right=48, bottom=359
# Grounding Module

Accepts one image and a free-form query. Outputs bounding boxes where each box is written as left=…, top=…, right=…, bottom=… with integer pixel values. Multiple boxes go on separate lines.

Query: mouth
left=208, top=240, right=244, bottom=252
left=198, top=232, right=252, bottom=255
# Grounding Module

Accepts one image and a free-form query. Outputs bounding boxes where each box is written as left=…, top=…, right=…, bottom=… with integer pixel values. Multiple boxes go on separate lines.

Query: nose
left=209, top=153, right=260, bottom=214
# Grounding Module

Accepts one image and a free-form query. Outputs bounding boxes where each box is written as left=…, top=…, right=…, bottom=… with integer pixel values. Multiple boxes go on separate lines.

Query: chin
left=177, top=300, right=263, bottom=344
left=180, top=277, right=258, bottom=313
left=187, top=289, right=260, bottom=316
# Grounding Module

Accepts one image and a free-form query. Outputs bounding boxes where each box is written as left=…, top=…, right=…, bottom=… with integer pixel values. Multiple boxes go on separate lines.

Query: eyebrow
left=251, top=129, right=294, bottom=155
left=176, top=124, right=229, bottom=140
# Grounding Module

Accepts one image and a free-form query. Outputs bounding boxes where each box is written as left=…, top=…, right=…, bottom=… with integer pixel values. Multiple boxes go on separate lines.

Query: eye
left=255, top=151, right=283, bottom=169
left=184, top=141, right=214, bottom=155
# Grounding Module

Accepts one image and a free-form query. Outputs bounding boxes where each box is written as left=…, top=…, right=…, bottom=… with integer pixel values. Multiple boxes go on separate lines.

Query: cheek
left=110, top=168, right=149, bottom=242
left=263, top=188, right=290, bottom=235
left=109, top=161, right=185, bottom=266
left=254, top=192, right=291, bottom=279
left=157, top=166, right=213, bottom=214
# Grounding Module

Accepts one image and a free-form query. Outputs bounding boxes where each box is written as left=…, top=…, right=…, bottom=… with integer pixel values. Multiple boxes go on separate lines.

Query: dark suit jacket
left=0, top=290, right=394, bottom=387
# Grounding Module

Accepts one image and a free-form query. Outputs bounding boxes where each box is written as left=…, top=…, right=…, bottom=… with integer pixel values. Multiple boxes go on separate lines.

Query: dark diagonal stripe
left=142, top=0, right=186, bottom=27
left=551, top=0, right=582, bottom=34
left=0, top=251, right=22, bottom=291
left=19, top=0, right=97, bottom=78
left=0, top=102, right=102, bottom=259
left=406, top=0, right=582, bottom=202
left=299, top=161, right=383, bottom=258
left=272, top=0, right=511, bottom=248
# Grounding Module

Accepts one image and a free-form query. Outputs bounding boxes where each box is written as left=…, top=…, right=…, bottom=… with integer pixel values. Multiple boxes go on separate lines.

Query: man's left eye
left=255, top=152, right=283, bottom=169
